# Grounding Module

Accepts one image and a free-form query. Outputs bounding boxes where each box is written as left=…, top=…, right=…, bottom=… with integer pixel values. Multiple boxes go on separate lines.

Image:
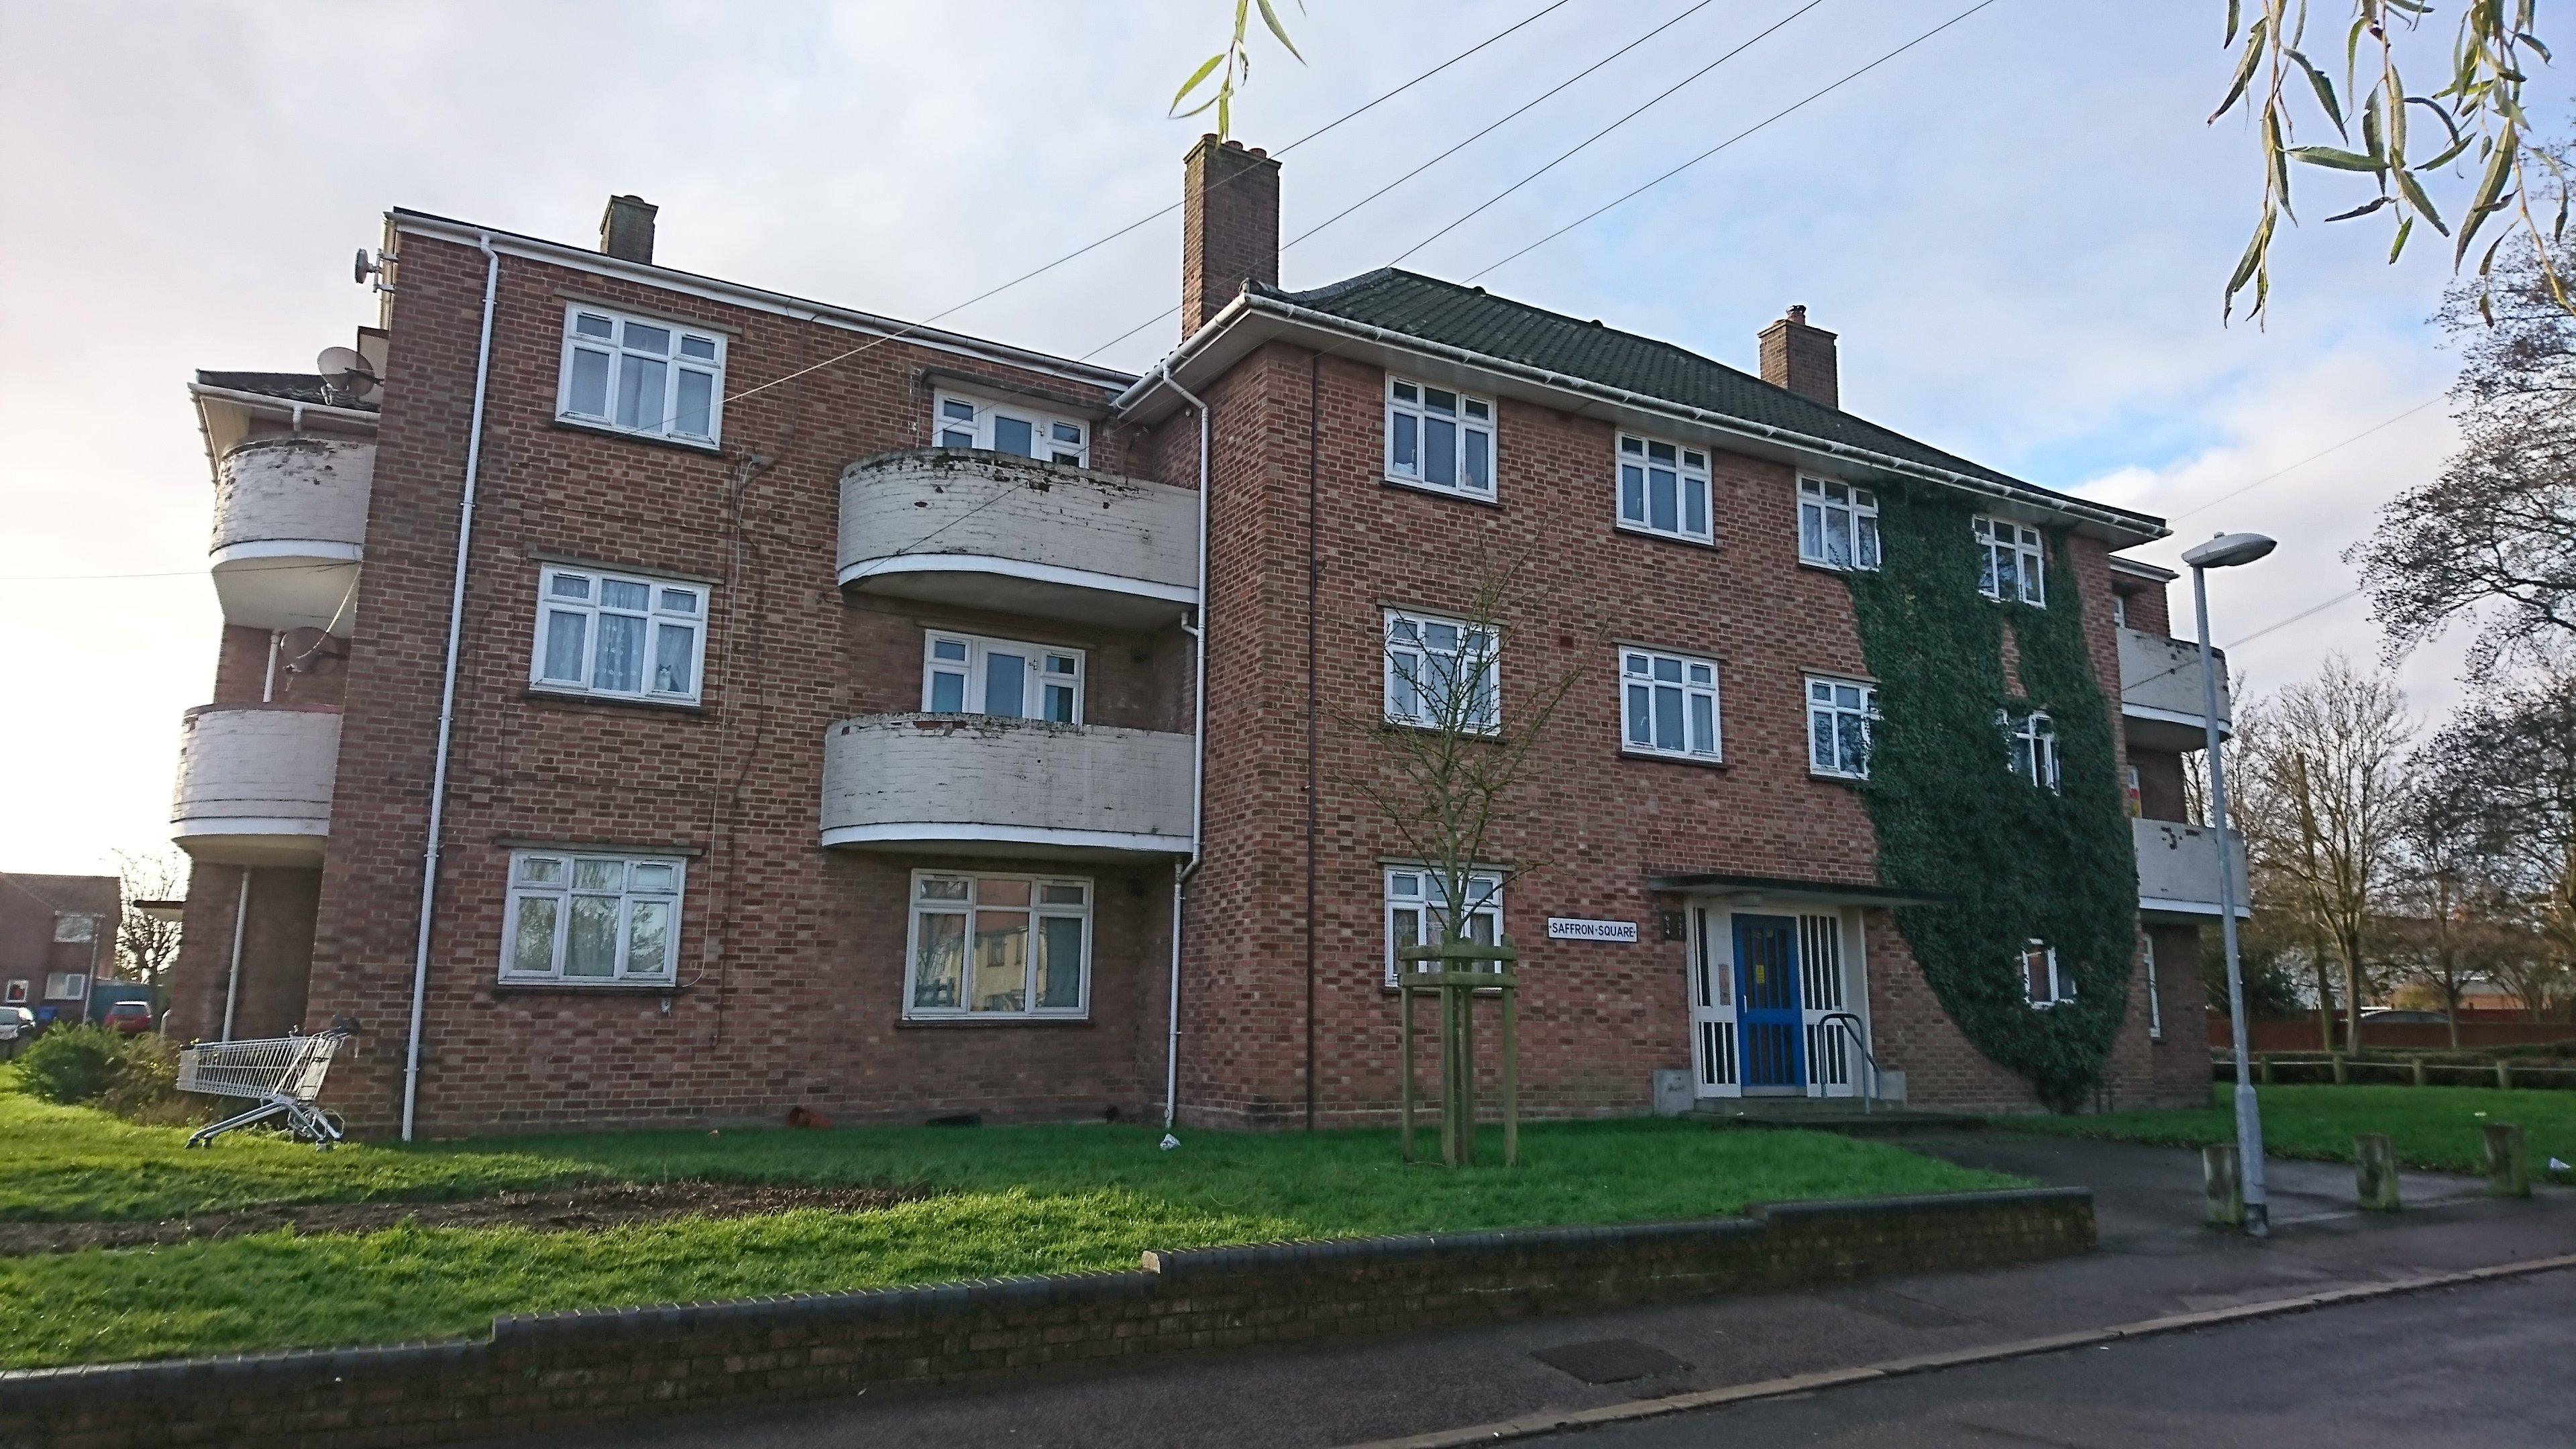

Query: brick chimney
left=600, top=195, right=658, bottom=265
left=1758, top=305, right=1838, bottom=410
left=1181, top=136, right=1280, bottom=334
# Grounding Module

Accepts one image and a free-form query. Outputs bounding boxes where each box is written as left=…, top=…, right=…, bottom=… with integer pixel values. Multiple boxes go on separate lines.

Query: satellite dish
left=316, top=345, right=378, bottom=400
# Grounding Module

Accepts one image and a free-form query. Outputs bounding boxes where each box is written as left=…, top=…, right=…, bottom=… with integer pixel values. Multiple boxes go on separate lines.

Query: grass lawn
left=1, top=1075, right=2019, bottom=1369
left=2002, top=1083, right=2576, bottom=1179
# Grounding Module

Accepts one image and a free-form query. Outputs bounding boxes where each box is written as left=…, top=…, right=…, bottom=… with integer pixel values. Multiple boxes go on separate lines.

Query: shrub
left=15, top=1026, right=187, bottom=1121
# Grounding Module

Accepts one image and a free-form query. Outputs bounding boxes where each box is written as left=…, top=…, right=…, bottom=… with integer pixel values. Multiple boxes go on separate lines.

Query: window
left=1807, top=676, right=1877, bottom=779
left=1384, top=867, right=1502, bottom=988
left=2022, top=940, right=2072, bottom=1008
left=2141, top=932, right=2163, bottom=1040
left=531, top=566, right=708, bottom=705
left=52, top=913, right=98, bottom=944
left=1384, top=610, right=1499, bottom=733
left=2002, top=709, right=2060, bottom=791
left=2124, top=764, right=2143, bottom=818
left=1616, top=434, right=1711, bottom=542
left=1620, top=648, right=1720, bottom=761
left=932, top=390, right=1089, bottom=467
left=1975, top=516, right=2046, bottom=605
left=42, top=972, right=87, bottom=1002
left=1799, top=478, right=1880, bottom=571
left=501, top=851, right=684, bottom=984
left=922, top=633, right=1083, bottom=722
left=2112, top=592, right=2129, bottom=627
left=557, top=305, right=724, bottom=443
left=1385, top=377, right=1493, bottom=498
left=906, top=872, right=1091, bottom=1018
left=2, top=980, right=25, bottom=1006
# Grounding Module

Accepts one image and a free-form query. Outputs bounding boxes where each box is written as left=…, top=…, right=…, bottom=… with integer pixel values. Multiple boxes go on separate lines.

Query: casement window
left=42, top=972, right=86, bottom=1002
left=1384, top=867, right=1503, bottom=988
left=932, top=390, right=1089, bottom=467
left=2124, top=764, right=2143, bottom=818
left=2112, top=592, right=2129, bottom=627
left=906, top=871, right=1091, bottom=1018
left=52, top=913, right=97, bottom=943
left=2023, top=940, right=2072, bottom=1008
left=1616, top=434, right=1711, bottom=543
left=1975, top=516, right=2046, bottom=605
left=2, top=980, right=25, bottom=1006
left=1806, top=676, right=1877, bottom=780
left=1385, top=376, right=1494, bottom=498
left=2141, top=932, right=2163, bottom=1040
left=1620, top=648, right=1720, bottom=761
left=501, top=851, right=684, bottom=984
left=922, top=632, right=1082, bottom=722
left=1384, top=609, right=1499, bottom=733
left=557, top=305, right=724, bottom=443
left=1799, top=478, right=1880, bottom=571
left=2002, top=709, right=2061, bottom=791
left=532, top=566, right=708, bottom=705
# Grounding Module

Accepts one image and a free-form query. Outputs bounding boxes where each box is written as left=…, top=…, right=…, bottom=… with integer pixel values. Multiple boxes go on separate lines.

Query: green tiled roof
left=1260, top=268, right=2081, bottom=507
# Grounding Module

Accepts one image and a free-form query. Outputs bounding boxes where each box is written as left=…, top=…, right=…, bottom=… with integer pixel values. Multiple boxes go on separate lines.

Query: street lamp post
left=2182, top=530, right=2276, bottom=1238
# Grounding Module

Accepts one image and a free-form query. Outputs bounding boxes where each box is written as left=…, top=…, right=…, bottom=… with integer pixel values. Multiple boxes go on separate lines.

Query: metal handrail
left=1812, top=1010, right=1881, bottom=1115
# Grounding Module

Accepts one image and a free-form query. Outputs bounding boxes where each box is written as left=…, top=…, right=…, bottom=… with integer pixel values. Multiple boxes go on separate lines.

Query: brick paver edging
left=0, top=1186, right=2091, bottom=1449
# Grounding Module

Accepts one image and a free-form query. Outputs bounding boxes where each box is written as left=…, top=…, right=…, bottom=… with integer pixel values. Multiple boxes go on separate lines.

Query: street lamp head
left=2182, top=531, right=2277, bottom=570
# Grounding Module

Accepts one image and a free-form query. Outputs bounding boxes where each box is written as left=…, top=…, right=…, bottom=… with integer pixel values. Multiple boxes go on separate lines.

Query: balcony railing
left=2135, top=816, right=2249, bottom=921
left=170, top=704, right=341, bottom=865
left=837, top=449, right=1198, bottom=629
left=820, top=713, right=1193, bottom=857
left=210, top=435, right=374, bottom=635
left=2118, top=627, right=2231, bottom=752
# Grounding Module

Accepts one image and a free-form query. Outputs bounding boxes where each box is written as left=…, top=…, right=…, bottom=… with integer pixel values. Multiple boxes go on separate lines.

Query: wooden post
left=1399, top=979, right=1415, bottom=1164
left=2259, top=1055, right=2274, bottom=1086
left=2355, top=1132, right=2401, bottom=1211
left=2496, top=1060, right=2513, bottom=1091
left=2410, top=1056, right=2426, bottom=1088
left=1500, top=982, right=1518, bottom=1168
left=2203, top=1143, right=2244, bottom=1228
left=2484, top=1122, right=2530, bottom=1197
left=1438, top=982, right=1460, bottom=1167
left=1458, top=979, right=1478, bottom=1167
left=2331, top=1053, right=2348, bottom=1085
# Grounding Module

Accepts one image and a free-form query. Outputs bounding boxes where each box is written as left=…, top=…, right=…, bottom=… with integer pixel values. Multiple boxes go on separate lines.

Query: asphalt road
left=1552, top=1268, right=2575, bottom=1449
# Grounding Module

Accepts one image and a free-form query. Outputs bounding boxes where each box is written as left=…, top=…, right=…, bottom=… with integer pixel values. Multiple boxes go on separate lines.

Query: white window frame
left=531, top=565, right=710, bottom=705
left=52, top=913, right=98, bottom=944
left=1384, top=376, right=1495, bottom=499
left=555, top=303, right=725, bottom=443
left=499, top=849, right=686, bottom=985
left=903, top=870, right=1093, bottom=1020
left=2, top=980, right=25, bottom=1006
left=1383, top=866, right=1503, bottom=989
left=1619, top=647, right=1721, bottom=761
left=1615, top=433, right=1712, bottom=543
left=921, top=631, right=1084, bottom=723
left=2141, top=931, right=2163, bottom=1040
left=1383, top=608, right=1499, bottom=734
left=1798, top=477, right=1881, bottom=572
left=1975, top=516, right=2047, bottom=605
left=2002, top=708, right=2061, bottom=791
left=2023, top=940, right=2073, bottom=1008
left=932, top=389, right=1090, bottom=468
left=1806, top=676, right=1878, bottom=780
left=42, top=971, right=88, bottom=1002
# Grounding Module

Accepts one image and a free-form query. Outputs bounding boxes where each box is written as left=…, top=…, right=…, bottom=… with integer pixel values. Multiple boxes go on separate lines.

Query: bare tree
left=2414, top=669, right=2576, bottom=1020
left=109, top=848, right=186, bottom=991
left=2231, top=656, right=2416, bottom=1051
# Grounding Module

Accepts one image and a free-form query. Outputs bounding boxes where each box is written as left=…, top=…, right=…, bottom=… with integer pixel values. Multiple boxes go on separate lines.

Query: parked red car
left=99, top=1000, right=156, bottom=1036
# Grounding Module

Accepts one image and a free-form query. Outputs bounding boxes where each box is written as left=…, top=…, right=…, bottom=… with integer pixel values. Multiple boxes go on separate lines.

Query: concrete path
left=465, top=1134, right=2574, bottom=1449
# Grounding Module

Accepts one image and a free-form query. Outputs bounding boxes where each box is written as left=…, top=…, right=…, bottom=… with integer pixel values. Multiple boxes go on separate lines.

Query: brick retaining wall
left=1, top=1187, right=2091, bottom=1449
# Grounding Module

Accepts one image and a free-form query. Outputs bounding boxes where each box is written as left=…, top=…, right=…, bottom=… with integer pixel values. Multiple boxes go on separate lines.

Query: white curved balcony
left=2118, top=627, right=2231, bottom=753
left=170, top=704, right=340, bottom=865
left=210, top=435, right=374, bottom=635
left=820, top=713, right=1193, bottom=858
left=2135, top=817, right=2250, bottom=922
left=838, top=449, right=1198, bottom=630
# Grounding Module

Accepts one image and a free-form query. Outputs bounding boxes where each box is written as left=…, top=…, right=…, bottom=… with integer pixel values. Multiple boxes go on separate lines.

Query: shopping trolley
left=177, top=1028, right=352, bottom=1148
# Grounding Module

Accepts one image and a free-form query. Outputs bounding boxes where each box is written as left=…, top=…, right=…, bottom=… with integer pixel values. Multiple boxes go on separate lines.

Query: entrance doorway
left=1733, top=913, right=1804, bottom=1093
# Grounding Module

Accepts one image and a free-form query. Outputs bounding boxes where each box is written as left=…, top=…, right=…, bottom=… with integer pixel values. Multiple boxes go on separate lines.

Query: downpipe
left=1161, top=362, right=1211, bottom=1142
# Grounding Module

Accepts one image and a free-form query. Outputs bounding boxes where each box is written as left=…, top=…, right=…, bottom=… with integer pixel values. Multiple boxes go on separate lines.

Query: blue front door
left=1733, top=914, right=1805, bottom=1093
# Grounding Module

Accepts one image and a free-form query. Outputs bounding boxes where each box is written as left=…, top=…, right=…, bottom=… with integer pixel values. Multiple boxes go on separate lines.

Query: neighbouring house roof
left=195, top=371, right=380, bottom=412
left=1256, top=268, right=2160, bottom=537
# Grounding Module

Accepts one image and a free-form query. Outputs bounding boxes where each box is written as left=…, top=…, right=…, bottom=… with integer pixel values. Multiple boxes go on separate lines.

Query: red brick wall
left=167, top=865, right=322, bottom=1042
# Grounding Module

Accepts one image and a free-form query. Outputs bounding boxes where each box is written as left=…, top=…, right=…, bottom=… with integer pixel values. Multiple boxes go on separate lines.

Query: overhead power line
left=2165, top=395, right=2446, bottom=523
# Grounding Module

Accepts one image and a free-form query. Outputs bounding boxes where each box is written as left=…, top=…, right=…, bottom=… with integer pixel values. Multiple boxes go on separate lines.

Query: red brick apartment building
left=164, top=139, right=2239, bottom=1138
left=0, top=873, right=119, bottom=1028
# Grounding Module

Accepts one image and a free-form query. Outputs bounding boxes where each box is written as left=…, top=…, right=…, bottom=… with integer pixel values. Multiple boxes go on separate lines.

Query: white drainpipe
left=219, top=871, right=249, bottom=1042
left=1161, top=363, right=1210, bottom=1136
left=402, top=233, right=501, bottom=1141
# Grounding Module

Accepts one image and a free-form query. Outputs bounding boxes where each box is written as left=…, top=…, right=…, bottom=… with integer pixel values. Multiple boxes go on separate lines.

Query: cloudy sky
left=0, top=0, right=2504, bottom=875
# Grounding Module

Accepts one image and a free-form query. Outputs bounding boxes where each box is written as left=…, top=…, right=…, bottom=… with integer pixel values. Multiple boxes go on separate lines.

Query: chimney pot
left=1759, top=305, right=1839, bottom=410
left=600, top=195, right=658, bottom=265
left=1180, top=135, right=1281, bottom=335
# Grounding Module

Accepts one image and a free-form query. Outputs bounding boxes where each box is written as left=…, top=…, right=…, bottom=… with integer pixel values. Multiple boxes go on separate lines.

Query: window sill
left=1381, top=475, right=1501, bottom=508
left=1613, top=521, right=1715, bottom=550
left=1796, top=558, right=1879, bottom=577
left=1620, top=749, right=1727, bottom=771
left=549, top=416, right=724, bottom=455
left=492, top=981, right=685, bottom=996
left=896, top=1016, right=1095, bottom=1028
left=1807, top=771, right=1870, bottom=788
left=523, top=687, right=707, bottom=715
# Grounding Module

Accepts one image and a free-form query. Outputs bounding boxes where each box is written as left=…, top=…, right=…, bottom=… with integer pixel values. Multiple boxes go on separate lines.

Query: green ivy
left=1841, top=486, right=2137, bottom=1111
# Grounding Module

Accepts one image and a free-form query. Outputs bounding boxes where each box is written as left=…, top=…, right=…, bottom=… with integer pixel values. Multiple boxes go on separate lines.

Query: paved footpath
left=470, top=1134, right=2575, bottom=1449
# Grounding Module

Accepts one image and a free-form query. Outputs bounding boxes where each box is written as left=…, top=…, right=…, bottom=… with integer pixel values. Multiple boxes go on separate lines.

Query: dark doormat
left=1530, top=1338, right=1690, bottom=1384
